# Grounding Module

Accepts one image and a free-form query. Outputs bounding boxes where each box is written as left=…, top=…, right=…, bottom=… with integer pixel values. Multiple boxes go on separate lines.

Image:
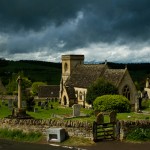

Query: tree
left=93, top=95, right=131, bottom=113
left=86, top=77, right=118, bottom=104
left=6, top=72, right=32, bottom=95
left=31, top=82, right=46, bottom=96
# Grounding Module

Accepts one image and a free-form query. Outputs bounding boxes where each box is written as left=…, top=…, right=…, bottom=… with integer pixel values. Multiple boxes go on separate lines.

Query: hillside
left=0, top=59, right=61, bottom=86
left=0, top=59, right=150, bottom=90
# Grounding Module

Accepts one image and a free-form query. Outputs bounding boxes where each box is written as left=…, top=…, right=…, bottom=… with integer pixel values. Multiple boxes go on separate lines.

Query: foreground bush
left=0, top=128, right=42, bottom=142
left=126, top=127, right=150, bottom=141
left=93, top=95, right=131, bottom=113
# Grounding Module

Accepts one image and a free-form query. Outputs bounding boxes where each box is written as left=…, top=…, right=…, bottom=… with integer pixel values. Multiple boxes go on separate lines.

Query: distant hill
left=0, top=59, right=150, bottom=90
left=0, top=59, right=61, bottom=86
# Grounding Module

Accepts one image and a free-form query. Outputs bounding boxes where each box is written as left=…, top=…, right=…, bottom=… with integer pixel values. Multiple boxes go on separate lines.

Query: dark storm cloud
left=0, top=0, right=86, bottom=31
left=0, top=0, right=150, bottom=61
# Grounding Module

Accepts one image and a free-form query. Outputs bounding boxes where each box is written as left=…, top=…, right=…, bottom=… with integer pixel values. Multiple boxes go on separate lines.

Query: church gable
left=103, top=69, right=126, bottom=87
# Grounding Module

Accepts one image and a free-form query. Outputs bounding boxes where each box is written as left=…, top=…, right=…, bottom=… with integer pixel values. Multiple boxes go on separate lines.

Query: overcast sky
left=0, top=0, right=150, bottom=63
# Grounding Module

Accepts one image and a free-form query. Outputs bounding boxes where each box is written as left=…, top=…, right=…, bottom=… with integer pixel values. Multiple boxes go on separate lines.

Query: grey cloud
left=0, top=0, right=150, bottom=62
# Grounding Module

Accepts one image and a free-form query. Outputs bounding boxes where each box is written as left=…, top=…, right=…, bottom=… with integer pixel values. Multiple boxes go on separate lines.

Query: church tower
left=61, top=55, right=84, bottom=84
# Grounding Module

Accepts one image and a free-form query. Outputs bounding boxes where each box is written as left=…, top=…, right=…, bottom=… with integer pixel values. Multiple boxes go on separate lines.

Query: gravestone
left=109, top=111, right=117, bottom=123
left=8, top=99, right=13, bottom=108
left=22, top=101, right=27, bottom=108
left=72, top=104, right=81, bottom=117
left=41, top=102, right=45, bottom=109
left=38, top=101, right=41, bottom=106
left=2, top=100, right=5, bottom=105
left=46, top=128, right=66, bottom=142
left=34, top=107, right=38, bottom=113
left=96, top=112, right=104, bottom=124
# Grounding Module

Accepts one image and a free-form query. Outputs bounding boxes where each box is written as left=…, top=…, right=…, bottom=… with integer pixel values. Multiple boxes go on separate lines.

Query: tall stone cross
left=17, top=76, right=22, bottom=109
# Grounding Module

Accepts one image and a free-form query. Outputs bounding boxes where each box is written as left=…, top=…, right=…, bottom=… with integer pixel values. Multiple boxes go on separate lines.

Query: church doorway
left=63, top=96, right=67, bottom=105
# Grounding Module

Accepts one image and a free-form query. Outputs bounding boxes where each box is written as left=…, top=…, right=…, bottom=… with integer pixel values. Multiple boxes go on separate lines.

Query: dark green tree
left=31, top=82, right=46, bottom=96
left=86, top=77, right=118, bottom=104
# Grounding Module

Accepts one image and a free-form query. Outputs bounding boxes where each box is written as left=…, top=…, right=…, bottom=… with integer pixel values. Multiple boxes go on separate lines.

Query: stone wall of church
left=118, top=70, right=138, bottom=111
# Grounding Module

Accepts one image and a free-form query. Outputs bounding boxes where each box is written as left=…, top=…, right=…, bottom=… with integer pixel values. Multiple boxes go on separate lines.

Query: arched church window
left=79, top=91, right=82, bottom=100
left=122, top=85, right=130, bottom=100
left=64, top=63, right=68, bottom=72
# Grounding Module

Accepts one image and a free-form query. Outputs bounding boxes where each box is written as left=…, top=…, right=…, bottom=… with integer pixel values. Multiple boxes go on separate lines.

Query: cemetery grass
left=1, top=101, right=150, bottom=122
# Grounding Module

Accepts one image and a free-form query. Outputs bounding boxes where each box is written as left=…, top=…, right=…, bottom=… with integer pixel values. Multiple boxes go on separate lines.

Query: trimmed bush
left=93, top=95, right=131, bottom=113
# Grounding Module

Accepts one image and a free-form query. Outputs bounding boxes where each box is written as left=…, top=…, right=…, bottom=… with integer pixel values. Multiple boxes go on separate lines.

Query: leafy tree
left=93, top=95, right=131, bottom=113
left=31, top=82, right=46, bottom=96
left=6, top=72, right=32, bottom=95
left=86, top=77, right=118, bottom=104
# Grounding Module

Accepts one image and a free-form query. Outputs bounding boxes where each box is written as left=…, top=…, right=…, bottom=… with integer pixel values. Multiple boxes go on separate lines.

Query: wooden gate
left=93, top=121, right=116, bottom=141
left=93, top=111, right=117, bottom=142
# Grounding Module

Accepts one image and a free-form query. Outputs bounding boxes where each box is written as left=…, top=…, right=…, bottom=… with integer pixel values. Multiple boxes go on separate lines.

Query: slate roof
left=65, top=64, right=107, bottom=88
left=65, top=64, right=126, bottom=89
left=103, top=69, right=126, bottom=87
left=38, top=85, right=60, bottom=98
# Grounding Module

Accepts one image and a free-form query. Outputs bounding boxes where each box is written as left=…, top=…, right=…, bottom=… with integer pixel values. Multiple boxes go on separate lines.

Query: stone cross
left=72, top=104, right=81, bottom=117
left=17, top=76, right=22, bottom=109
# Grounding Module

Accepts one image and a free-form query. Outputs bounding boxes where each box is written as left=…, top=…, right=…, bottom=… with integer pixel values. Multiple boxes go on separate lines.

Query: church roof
left=65, top=64, right=107, bottom=88
left=38, top=85, right=60, bottom=98
left=65, top=64, right=126, bottom=89
left=103, top=69, right=126, bottom=87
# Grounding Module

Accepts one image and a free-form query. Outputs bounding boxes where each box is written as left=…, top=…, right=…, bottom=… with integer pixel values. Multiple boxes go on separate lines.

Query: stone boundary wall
left=116, top=120, right=150, bottom=141
left=0, top=119, right=93, bottom=139
left=1, top=119, right=150, bottom=141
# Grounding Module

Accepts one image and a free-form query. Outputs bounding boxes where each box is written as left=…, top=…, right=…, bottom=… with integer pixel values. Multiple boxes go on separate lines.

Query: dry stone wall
left=0, top=118, right=93, bottom=139
left=1, top=118, right=150, bottom=141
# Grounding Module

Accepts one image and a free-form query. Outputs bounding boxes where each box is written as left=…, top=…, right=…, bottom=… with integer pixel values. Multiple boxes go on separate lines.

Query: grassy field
left=1, top=100, right=150, bottom=122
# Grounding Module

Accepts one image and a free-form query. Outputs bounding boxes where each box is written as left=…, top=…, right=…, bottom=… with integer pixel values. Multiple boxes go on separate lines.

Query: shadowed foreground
left=1, top=139, right=150, bottom=150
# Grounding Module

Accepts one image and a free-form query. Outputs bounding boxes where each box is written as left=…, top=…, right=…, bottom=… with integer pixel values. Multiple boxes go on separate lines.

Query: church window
left=122, top=85, right=130, bottom=100
left=64, top=63, right=68, bottom=72
left=79, top=91, right=82, bottom=100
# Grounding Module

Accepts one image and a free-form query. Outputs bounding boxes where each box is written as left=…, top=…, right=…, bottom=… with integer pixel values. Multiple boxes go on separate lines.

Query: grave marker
left=72, top=104, right=81, bottom=117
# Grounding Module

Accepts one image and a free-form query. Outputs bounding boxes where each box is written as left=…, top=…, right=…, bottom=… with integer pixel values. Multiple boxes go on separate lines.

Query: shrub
left=93, top=95, right=131, bottom=113
left=126, top=127, right=150, bottom=141
left=141, top=99, right=150, bottom=109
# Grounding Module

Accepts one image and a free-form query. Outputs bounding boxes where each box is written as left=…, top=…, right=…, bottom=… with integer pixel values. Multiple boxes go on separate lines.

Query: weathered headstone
left=2, top=100, right=5, bottom=105
left=41, top=102, right=45, bottom=109
left=72, top=104, right=81, bottom=117
left=109, top=111, right=117, bottom=123
left=34, top=107, right=38, bottom=113
left=38, top=101, right=41, bottom=106
left=8, top=99, right=13, bottom=108
left=22, top=101, right=27, bottom=108
left=96, top=112, right=104, bottom=124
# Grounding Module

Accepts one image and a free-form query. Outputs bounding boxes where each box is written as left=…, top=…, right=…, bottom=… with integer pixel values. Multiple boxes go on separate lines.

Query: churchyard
left=1, top=99, right=150, bottom=121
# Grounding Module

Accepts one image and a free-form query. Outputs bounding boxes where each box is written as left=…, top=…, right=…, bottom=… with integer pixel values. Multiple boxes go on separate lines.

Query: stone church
left=59, top=55, right=138, bottom=111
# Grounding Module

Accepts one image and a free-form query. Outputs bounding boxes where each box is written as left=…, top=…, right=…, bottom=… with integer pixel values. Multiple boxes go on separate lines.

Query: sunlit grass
left=1, top=100, right=150, bottom=122
left=0, top=128, right=42, bottom=142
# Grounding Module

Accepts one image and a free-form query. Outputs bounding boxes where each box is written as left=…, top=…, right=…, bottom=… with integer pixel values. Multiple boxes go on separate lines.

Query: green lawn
left=1, top=100, right=150, bottom=122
